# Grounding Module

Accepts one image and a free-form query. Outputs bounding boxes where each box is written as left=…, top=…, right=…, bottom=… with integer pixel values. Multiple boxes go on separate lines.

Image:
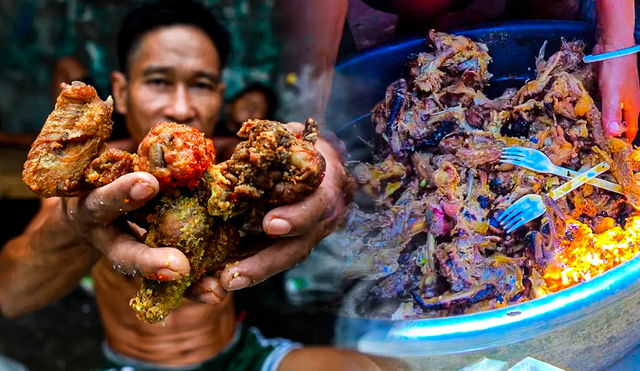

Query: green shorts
left=95, top=325, right=301, bottom=371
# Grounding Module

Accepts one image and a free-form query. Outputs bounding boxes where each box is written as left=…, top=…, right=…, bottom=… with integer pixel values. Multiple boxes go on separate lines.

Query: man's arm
left=595, top=0, right=640, bottom=142
left=596, top=0, right=635, bottom=44
left=274, top=0, right=348, bottom=123
left=0, top=198, right=101, bottom=318
left=0, top=173, right=197, bottom=318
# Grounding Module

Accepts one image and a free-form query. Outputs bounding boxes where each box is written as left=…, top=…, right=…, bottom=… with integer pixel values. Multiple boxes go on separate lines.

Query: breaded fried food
left=22, top=81, right=114, bottom=197
left=209, top=118, right=326, bottom=233
left=23, top=82, right=327, bottom=324
left=135, top=122, right=216, bottom=191
left=129, top=193, right=239, bottom=323
left=85, top=148, right=137, bottom=187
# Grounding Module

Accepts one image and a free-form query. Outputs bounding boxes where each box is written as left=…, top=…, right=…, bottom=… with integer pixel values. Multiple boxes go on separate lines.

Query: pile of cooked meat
left=333, top=30, right=640, bottom=319
left=22, top=81, right=326, bottom=323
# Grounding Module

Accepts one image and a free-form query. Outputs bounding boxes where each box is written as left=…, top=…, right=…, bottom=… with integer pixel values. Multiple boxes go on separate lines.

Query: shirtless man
left=0, top=1, right=387, bottom=370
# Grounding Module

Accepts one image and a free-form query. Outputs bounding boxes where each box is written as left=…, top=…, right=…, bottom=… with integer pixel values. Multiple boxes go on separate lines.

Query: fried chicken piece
left=22, top=81, right=114, bottom=197
left=131, top=119, right=326, bottom=322
left=135, top=122, right=216, bottom=191
left=85, top=148, right=137, bottom=187
left=208, top=118, right=327, bottom=233
left=129, top=194, right=240, bottom=323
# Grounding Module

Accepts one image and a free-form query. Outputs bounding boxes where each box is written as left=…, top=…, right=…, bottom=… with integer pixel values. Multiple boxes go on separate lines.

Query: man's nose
left=164, top=85, right=196, bottom=123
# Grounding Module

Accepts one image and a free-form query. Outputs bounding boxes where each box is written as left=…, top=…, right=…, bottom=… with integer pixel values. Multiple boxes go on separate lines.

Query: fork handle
left=550, top=164, right=624, bottom=194
left=549, top=162, right=611, bottom=201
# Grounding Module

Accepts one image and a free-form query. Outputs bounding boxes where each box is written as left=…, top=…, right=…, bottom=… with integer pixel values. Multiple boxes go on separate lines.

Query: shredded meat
left=333, top=30, right=640, bottom=319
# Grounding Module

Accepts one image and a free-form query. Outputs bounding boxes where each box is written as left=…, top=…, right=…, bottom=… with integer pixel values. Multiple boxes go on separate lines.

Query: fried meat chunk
left=22, top=81, right=114, bottom=197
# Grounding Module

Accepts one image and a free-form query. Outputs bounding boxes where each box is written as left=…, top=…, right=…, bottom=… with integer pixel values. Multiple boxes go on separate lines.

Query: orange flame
left=540, top=217, right=640, bottom=295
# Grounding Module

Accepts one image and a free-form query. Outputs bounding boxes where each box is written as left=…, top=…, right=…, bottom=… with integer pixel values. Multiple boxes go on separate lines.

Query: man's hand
left=596, top=42, right=640, bottom=142
left=65, top=173, right=190, bottom=280
left=218, top=122, right=351, bottom=291
left=63, top=172, right=234, bottom=305
left=595, top=0, right=640, bottom=143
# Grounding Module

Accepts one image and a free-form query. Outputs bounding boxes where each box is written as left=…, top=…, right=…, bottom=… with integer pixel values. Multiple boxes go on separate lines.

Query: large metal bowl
left=326, top=21, right=640, bottom=371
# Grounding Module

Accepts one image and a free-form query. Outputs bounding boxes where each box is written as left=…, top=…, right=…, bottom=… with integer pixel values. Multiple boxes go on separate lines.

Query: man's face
left=112, top=25, right=225, bottom=144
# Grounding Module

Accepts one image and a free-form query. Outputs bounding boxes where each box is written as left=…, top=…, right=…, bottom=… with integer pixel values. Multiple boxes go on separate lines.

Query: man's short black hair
left=116, top=0, right=231, bottom=73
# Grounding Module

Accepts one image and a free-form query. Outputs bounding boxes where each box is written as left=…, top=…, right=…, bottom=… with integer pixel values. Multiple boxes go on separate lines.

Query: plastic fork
left=501, top=147, right=623, bottom=194
left=497, top=162, right=611, bottom=233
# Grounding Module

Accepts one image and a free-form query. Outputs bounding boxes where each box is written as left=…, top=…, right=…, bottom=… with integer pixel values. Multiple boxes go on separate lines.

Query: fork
left=501, top=147, right=623, bottom=195
left=497, top=162, right=611, bottom=233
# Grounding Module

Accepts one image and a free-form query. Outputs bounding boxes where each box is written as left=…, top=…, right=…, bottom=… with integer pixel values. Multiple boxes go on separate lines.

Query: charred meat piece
left=211, top=118, right=326, bottom=232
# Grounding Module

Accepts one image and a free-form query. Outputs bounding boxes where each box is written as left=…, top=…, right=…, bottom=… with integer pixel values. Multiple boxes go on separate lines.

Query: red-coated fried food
left=135, top=122, right=216, bottom=191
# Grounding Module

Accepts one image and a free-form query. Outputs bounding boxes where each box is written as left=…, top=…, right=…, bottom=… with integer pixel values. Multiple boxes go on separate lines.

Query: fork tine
left=506, top=216, right=534, bottom=234
left=503, top=211, right=529, bottom=230
left=500, top=155, right=525, bottom=162
left=502, top=147, right=530, bottom=155
left=502, top=147, right=527, bottom=153
left=499, top=208, right=524, bottom=227
left=496, top=205, right=517, bottom=222
left=500, top=159, right=522, bottom=167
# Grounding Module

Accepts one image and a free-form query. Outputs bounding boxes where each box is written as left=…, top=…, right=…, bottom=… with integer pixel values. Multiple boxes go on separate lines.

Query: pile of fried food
left=22, top=81, right=326, bottom=323
left=334, top=30, right=640, bottom=319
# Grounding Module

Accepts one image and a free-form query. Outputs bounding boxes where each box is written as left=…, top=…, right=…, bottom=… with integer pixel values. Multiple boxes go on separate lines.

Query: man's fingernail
left=199, top=292, right=226, bottom=304
left=608, top=121, right=622, bottom=135
left=143, top=268, right=181, bottom=282
left=131, top=181, right=155, bottom=200
left=228, top=274, right=251, bottom=290
left=266, top=218, right=291, bottom=235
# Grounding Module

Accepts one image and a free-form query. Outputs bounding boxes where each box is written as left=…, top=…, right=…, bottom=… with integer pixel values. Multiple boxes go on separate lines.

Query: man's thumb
left=602, top=96, right=624, bottom=136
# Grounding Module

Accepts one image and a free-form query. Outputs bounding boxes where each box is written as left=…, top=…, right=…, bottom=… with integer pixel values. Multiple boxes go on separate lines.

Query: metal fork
left=501, top=147, right=623, bottom=194
left=497, top=162, right=611, bottom=233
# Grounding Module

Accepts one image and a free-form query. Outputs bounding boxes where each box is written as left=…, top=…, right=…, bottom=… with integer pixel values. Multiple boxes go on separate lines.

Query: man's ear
left=111, top=71, right=129, bottom=115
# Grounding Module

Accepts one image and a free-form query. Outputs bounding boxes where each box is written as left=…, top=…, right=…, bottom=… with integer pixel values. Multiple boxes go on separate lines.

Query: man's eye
left=148, top=78, right=168, bottom=86
left=194, top=81, right=215, bottom=90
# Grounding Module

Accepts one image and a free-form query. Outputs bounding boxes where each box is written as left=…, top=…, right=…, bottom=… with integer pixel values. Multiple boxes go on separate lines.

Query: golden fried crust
left=130, top=195, right=239, bottom=324
left=208, top=118, right=326, bottom=233
left=131, top=195, right=214, bottom=323
left=85, top=148, right=137, bottom=187
left=23, top=84, right=326, bottom=323
left=22, top=81, right=113, bottom=197
left=227, top=118, right=326, bottom=205
left=135, top=122, right=216, bottom=191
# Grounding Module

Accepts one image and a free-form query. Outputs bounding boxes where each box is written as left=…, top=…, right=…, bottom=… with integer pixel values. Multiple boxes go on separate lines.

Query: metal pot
left=325, top=21, right=640, bottom=371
